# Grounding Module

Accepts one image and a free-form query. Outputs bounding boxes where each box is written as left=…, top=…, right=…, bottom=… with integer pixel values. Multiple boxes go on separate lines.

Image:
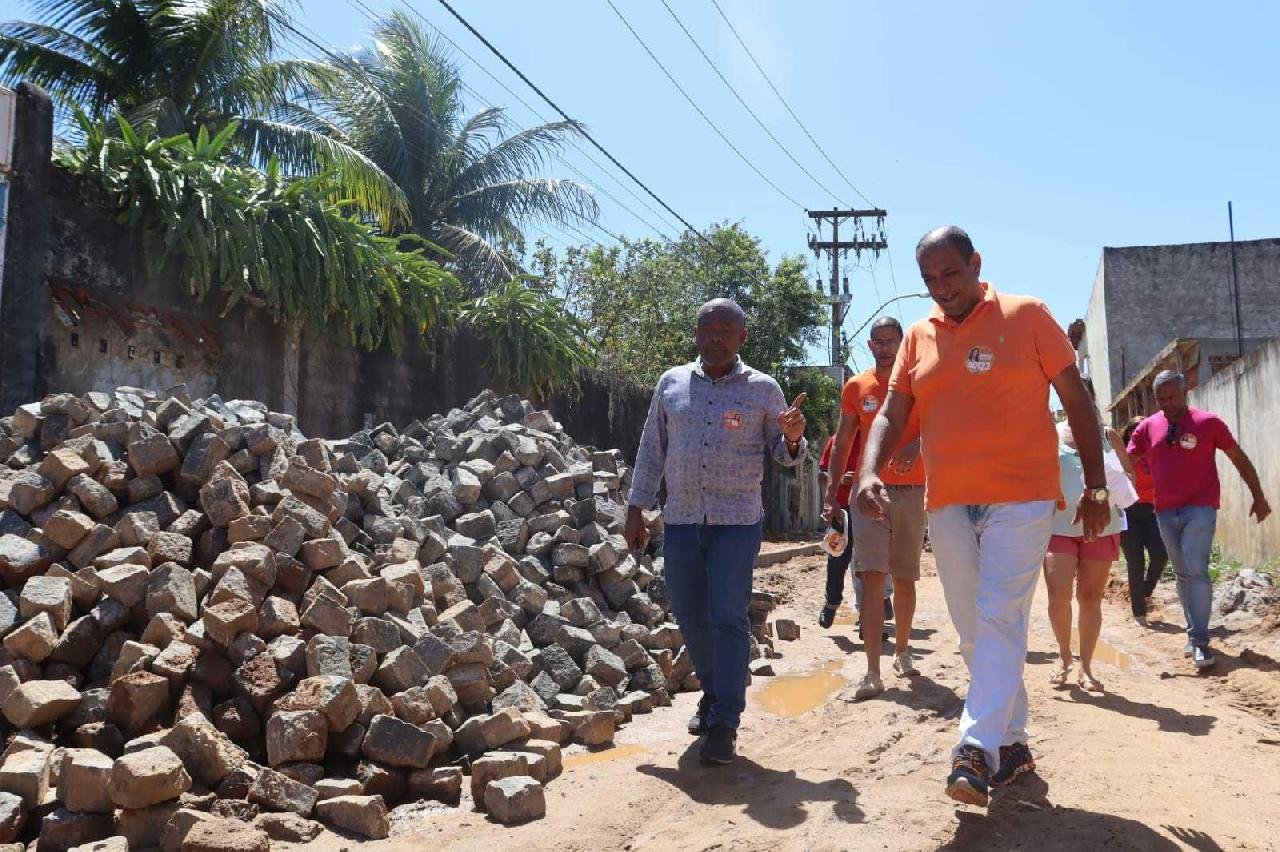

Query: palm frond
left=453, top=119, right=586, bottom=194
left=432, top=222, right=520, bottom=288
left=0, top=24, right=110, bottom=110
left=451, top=178, right=599, bottom=240
left=234, top=115, right=410, bottom=229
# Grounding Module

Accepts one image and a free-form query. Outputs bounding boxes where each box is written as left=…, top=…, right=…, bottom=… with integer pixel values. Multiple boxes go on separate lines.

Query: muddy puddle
left=562, top=744, right=648, bottom=770
left=755, top=660, right=847, bottom=717
left=1070, top=629, right=1133, bottom=669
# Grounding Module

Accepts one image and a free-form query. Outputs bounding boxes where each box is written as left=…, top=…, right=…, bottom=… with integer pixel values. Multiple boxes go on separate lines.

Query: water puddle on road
left=832, top=605, right=857, bottom=626
left=562, top=744, right=648, bottom=770
left=756, top=661, right=847, bottom=717
left=1071, top=630, right=1134, bottom=670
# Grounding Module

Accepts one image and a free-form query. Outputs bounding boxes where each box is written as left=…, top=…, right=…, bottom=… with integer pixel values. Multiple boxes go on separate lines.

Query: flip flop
left=1078, top=672, right=1104, bottom=692
left=1048, top=662, right=1071, bottom=686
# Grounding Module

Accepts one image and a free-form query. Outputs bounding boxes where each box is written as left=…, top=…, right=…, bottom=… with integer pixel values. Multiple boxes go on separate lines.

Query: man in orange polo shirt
left=857, top=226, right=1109, bottom=807
left=824, top=317, right=925, bottom=700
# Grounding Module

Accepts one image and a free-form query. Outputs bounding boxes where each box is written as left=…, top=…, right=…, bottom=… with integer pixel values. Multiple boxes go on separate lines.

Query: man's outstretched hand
left=779, top=393, right=807, bottom=443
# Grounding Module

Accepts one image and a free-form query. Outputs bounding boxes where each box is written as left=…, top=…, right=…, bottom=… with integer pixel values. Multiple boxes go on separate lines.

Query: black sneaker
left=700, top=723, right=737, bottom=765
left=946, top=745, right=990, bottom=806
left=819, top=604, right=838, bottom=629
left=990, top=742, right=1035, bottom=787
left=687, top=692, right=715, bottom=735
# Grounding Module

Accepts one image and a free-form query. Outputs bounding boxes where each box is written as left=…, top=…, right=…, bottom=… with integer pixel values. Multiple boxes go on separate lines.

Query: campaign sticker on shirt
left=721, top=410, right=743, bottom=430
left=965, top=346, right=995, bottom=374
left=861, top=395, right=879, bottom=413
left=1179, top=432, right=1198, bottom=450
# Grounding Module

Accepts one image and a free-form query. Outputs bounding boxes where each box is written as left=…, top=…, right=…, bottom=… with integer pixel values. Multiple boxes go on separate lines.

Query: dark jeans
left=1121, top=502, right=1168, bottom=617
left=664, top=521, right=764, bottom=730
left=824, top=543, right=854, bottom=606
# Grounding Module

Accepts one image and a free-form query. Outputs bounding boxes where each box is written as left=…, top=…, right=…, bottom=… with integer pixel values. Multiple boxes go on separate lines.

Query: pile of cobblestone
left=0, top=386, right=713, bottom=847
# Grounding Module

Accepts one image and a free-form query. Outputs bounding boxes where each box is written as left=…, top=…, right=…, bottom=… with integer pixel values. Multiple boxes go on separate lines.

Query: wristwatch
left=1084, top=486, right=1110, bottom=503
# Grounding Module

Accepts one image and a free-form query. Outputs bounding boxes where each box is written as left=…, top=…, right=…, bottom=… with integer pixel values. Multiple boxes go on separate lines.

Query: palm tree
left=318, top=12, right=599, bottom=287
left=0, top=0, right=405, bottom=226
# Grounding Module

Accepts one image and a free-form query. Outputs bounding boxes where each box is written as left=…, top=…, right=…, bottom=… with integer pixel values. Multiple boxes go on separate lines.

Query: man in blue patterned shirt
left=625, top=298, right=808, bottom=765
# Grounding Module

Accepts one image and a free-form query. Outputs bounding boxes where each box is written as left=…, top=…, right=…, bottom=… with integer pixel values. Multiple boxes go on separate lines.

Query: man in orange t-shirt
left=856, top=226, right=1109, bottom=807
left=824, top=317, right=925, bottom=700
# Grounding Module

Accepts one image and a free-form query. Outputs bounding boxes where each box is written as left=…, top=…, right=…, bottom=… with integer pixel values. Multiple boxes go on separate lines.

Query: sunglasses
left=1165, top=422, right=1181, bottom=447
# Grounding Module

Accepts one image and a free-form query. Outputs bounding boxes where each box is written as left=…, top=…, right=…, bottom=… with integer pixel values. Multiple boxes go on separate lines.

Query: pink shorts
left=1047, top=533, right=1120, bottom=561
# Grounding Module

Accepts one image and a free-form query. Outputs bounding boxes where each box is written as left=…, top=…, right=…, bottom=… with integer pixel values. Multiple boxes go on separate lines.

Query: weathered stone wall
left=1190, top=337, right=1280, bottom=569
left=0, top=84, right=651, bottom=460
left=1084, top=239, right=1280, bottom=410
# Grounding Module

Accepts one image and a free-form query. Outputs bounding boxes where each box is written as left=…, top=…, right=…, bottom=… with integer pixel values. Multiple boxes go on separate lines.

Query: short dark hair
left=697, top=298, right=746, bottom=326
left=869, top=316, right=903, bottom=337
left=916, top=225, right=975, bottom=261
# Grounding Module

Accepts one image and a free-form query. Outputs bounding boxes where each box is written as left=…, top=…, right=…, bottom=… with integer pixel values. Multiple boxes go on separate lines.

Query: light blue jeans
left=1155, top=506, right=1218, bottom=650
left=928, top=501, right=1055, bottom=769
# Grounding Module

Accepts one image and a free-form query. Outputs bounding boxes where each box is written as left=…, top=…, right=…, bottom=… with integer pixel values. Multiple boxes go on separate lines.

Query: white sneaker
left=852, top=673, right=884, bottom=701
left=893, top=652, right=919, bottom=677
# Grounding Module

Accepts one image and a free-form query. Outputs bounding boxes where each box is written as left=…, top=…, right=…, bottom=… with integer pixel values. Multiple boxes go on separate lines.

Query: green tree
left=316, top=12, right=598, bottom=287
left=538, top=223, right=830, bottom=438
left=0, top=0, right=403, bottom=225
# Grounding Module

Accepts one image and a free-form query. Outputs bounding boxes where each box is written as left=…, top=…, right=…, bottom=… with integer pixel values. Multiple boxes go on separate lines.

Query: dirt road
left=328, top=553, right=1280, bottom=851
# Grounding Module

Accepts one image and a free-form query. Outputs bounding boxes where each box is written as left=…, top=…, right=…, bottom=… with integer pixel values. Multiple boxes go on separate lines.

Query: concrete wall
left=0, top=83, right=651, bottom=457
left=1084, top=239, right=1280, bottom=411
left=1190, top=337, right=1280, bottom=569
left=1083, top=256, right=1110, bottom=400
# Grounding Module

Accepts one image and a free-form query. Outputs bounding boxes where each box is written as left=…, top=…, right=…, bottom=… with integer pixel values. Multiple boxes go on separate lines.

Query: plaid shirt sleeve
left=627, top=371, right=669, bottom=509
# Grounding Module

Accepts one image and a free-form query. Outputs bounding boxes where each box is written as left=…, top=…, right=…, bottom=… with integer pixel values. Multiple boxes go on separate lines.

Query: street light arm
left=845, top=292, right=931, bottom=342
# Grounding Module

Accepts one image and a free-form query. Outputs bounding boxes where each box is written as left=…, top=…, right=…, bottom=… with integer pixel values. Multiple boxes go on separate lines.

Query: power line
left=656, top=0, right=842, bottom=206
left=392, top=0, right=684, bottom=236
left=430, top=0, right=714, bottom=247
left=603, top=0, right=805, bottom=211
left=709, top=0, right=876, bottom=208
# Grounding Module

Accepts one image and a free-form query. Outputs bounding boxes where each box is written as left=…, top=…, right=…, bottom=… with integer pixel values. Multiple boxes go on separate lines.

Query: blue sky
left=301, top=0, right=1280, bottom=369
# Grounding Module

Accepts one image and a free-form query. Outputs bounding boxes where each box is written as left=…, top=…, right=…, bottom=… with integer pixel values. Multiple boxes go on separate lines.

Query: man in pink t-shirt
left=1127, top=370, right=1271, bottom=668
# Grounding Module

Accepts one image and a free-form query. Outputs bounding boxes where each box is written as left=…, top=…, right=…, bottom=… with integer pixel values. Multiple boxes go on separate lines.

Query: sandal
left=1078, top=671, right=1104, bottom=692
left=1048, top=662, right=1072, bottom=686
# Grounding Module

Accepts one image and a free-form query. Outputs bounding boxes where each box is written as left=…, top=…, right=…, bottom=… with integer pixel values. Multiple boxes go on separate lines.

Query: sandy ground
left=313, top=552, right=1280, bottom=851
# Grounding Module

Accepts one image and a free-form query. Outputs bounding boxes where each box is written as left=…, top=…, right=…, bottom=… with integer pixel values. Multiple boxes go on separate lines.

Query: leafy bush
left=58, top=114, right=457, bottom=350
left=460, top=278, right=596, bottom=398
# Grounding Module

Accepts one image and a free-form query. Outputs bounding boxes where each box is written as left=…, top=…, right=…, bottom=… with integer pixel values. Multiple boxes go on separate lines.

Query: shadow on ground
left=636, top=740, right=865, bottom=830
left=1047, top=689, right=1216, bottom=735
left=940, top=774, right=1206, bottom=851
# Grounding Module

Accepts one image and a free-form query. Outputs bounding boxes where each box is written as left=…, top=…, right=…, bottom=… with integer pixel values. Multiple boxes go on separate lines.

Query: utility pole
left=807, top=208, right=888, bottom=382
left=1227, top=201, right=1243, bottom=358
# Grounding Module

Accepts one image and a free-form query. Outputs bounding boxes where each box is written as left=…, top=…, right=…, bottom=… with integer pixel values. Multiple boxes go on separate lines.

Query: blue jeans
left=1156, top=506, right=1218, bottom=649
left=663, top=521, right=764, bottom=730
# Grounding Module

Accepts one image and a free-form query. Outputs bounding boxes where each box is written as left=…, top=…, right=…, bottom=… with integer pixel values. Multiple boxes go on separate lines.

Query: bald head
left=697, top=298, right=747, bottom=326
left=694, top=298, right=748, bottom=373
left=916, top=225, right=975, bottom=261
left=915, top=225, right=985, bottom=321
